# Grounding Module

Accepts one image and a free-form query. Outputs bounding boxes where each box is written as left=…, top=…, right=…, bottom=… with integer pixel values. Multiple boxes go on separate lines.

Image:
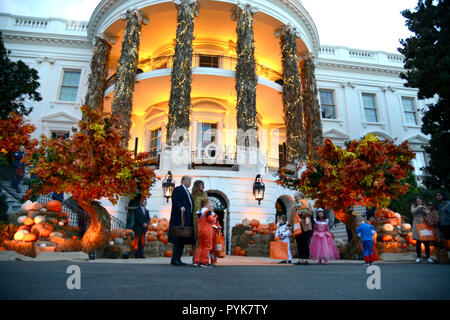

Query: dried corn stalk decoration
left=276, top=25, right=307, bottom=164
left=232, top=3, right=258, bottom=147
left=84, top=33, right=115, bottom=114
left=299, top=53, right=323, bottom=160
left=166, top=0, right=199, bottom=146
left=111, top=9, right=148, bottom=148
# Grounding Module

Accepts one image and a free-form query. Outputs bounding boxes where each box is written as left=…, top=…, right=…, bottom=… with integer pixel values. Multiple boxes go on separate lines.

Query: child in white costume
left=275, top=215, right=292, bottom=264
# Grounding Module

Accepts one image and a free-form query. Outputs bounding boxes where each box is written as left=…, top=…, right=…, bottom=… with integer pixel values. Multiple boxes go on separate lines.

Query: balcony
left=106, top=54, right=282, bottom=88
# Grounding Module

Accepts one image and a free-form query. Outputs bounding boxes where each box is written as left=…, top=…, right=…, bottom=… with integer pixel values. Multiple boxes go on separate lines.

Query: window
left=59, top=70, right=81, bottom=102
left=51, top=131, right=70, bottom=139
left=197, top=122, right=218, bottom=157
left=401, top=97, right=418, bottom=126
left=411, top=151, right=426, bottom=177
left=199, top=55, right=219, bottom=68
left=362, top=93, right=378, bottom=122
left=278, top=143, right=287, bottom=167
left=148, top=128, right=161, bottom=161
left=319, top=89, right=336, bottom=119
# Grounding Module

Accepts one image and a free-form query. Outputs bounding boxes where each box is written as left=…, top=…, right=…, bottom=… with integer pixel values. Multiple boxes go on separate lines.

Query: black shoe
left=279, top=260, right=287, bottom=264
left=171, top=260, right=185, bottom=266
left=294, top=261, right=303, bottom=265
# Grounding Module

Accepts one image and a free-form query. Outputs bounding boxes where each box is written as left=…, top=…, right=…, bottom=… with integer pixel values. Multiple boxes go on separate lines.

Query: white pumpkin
left=49, top=232, right=64, bottom=238
left=401, top=223, right=412, bottom=232
left=382, top=223, right=394, bottom=232
left=109, top=241, right=114, bottom=246
left=13, top=229, right=30, bottom=241
left=17, top=215, right=27, bottom=224
left=58, top=220, right=64, bottom=226
left=114, top=237, right=124, bottom=245
left=40, top=208, right=47, bottom=213
left=21, top=200, right=34, bottom=211
left=34, top=215, right=46, bottom=224
left=242, top=218, right=250, bottom=228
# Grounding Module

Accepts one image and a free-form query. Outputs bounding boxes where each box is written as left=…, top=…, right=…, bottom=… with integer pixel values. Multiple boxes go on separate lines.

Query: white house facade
left=0, top=0, right=430, bottom=250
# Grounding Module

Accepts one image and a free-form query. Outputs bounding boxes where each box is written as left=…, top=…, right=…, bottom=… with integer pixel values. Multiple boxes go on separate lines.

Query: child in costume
left=275, top=215, right=292, bottom=264
left=309, top=208, right=340, bottom=264
left=194, top=199, right=216, bottom=267
left=356, top=216, right=376, bottom=266
left=209, top=202, right=221, bottom=267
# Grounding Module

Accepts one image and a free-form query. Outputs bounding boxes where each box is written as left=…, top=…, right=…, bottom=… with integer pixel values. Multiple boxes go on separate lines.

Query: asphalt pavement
left=0, top=260, right=449, bottom=300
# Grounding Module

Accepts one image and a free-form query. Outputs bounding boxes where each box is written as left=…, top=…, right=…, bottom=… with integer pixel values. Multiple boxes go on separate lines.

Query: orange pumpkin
left=46, top=200, right=62, bottom=212
left=157, top=229, right=164, bottom=237
left=31, top=202, right=44, bottom=211
left=269, top=222, right=278, bottom=231
left=249, top=219, right=260, bottom=228
left=22, top=232, right=37, bottom=242
left=159, top=234, right=168, bottom=244
left=148, top=224, right=158, bottom=232
left=385, top=218, right=398, bottom=227
left=122, top=229, right=135, bottom=240
left=109, top=228, right=124, bottom=240
left=157, top=219, right=169, bottom=232
left=17, top=225, right=30, bottom=232
left=240, top=250, right=247, bottom=256
left=150, top=217, right=158, bottom=225
left=164, top=250, right=173, bottom=257
left=0, top=247, right=6, bottom=251
left=250, top=240, right=254, bottom=244
left=23, top=217, right=35, bottom=226
left=385, top=210, right=396, bottom=218
left=235, top=246, right=242, bottom=255
left=31, top=222, right=54, bottom=238
left=147, top=234, right=156, bottom=242
left=72, top=236, right=78, bottom=240
left=382, top=234, right=393, bottom=242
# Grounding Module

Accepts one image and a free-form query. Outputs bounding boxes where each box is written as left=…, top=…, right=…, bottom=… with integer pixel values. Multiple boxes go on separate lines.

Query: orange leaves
left=25, top=106, right=158, bottom=204
left=0, top=112, right=37, bottom=162
left=277, top=135, right=415, bottom=222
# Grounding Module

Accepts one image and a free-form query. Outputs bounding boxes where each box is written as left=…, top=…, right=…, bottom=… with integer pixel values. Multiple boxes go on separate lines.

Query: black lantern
left=162, top=171, right=175, bottom=202
left=253, top=174, right=265, bottom=205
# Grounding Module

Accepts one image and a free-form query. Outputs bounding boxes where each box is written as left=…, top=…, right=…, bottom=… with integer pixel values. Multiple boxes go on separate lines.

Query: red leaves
left=0, top=112, right=37, bottom=162
left=24, top=106, right=158, bottom=204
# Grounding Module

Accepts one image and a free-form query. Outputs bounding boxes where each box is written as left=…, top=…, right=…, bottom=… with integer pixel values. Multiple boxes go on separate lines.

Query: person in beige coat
left=288, top=191, right=313, bottom=265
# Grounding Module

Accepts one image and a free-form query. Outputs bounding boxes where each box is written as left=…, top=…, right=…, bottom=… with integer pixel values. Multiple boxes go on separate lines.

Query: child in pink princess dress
left=309, top=209, right=340, bottom=264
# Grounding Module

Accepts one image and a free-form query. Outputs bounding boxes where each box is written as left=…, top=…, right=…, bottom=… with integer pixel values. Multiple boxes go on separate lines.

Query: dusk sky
left=0, top=0, right=419, bottom=53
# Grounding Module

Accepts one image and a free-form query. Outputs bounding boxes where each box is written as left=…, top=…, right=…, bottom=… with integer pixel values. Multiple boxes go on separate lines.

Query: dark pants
left=416, top=240, right=430, bottom=258
left=10, top=167, right=23, bottom=192
left=172, top=238, right=190, bottom=263
left=296, top=230, right=313, bottom=260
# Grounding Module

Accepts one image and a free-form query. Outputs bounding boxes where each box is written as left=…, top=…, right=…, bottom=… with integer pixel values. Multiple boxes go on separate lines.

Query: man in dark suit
left=168, top=175, right=194, bottom=266
left=133, top=197, right=150, bottom=258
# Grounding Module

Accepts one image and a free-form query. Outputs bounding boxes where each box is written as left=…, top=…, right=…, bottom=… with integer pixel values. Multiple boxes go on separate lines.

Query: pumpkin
left=164, top=250, right=173, bottom=257
left=250, top=240, right=254, bottom=244
left=147, top=234, right=156, bottom=242
left=157, top=219, right=169, bottom=232
left=34, top=215, right=46, bottom=224
left=235, top=246, right=242, bottom=255
left=22, top=232, right=37, bottom=242
left=242, top=218, right=250, bottom=228
left=46, top=200, right=62, bottom=212
left=382, top=234, right=393, bottom=242
left=0, top=247, right=6, bottom=251
left=57, top=212, right=67, bottom=218
left=23, top=217, right=35, bottom=226
left=109, top=228, right=124, bottom=240
left=49, top=231, right=64, bottom=238
left=236, top=223, right=242, bottom=227
left=17, top=225, right=30, bottom=232
left=122, top=229, right=135, bottom=240
left=401, top=243, right=408, bottom=249
left=149, top=231, right=158, bottom=237
left=385, top=210, right=395, bottom=218
left=150, top=217, right=158, bottom=225
left=40, top=208, right=47, bottom=213
left=401, top=223, right=412, bottom=232
left=249, top=219, right=260, bottom=228
left=269, top=222, right=277, bottom=231
left=31, top=222, right=54, bottom=238
left=239, top=250, right=247, bottom=256
left=157, top=229, right=164, bottom=237
left=382, top=223, right=394, bottom=232
left=244, top=230, right=253, bottom=235
left=21, top=200, right=34, bottom=211
left=14, top=230, right=29, bottom=241
left=17, top=216, right=27, bottom=224
left=385, top=218, right=398, bottom=227
left=374, top=209, right=386, bottom=218
left=159, top=234, right=168, bottom=244
left=31, top=202, right=44, bottom=211
left=148, top=224, right=158, bottom=232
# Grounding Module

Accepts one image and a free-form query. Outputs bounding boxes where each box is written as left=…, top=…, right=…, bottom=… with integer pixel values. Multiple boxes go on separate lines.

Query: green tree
left=398, top=0, right=450, bottom=190
left=0, top=32, right=42, bottom=120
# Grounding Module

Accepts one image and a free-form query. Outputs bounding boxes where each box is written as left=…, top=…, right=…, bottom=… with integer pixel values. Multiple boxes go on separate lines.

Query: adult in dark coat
left=133, top=198, right=150, bottom=258
left=10, top=145, right=25, bottom=193
left=168, top=175, right=194, bottom=266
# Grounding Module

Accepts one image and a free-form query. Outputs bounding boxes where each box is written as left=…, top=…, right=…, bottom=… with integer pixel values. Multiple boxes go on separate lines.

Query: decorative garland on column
left=299, top=53, right=323, bottom=160
left=276, top=25, right=307, bottom=164
left=232, top=3, right=258, bottom=146
left=111, top=9, right=148, bottom=148
left=84, top=33, right=115, bottom=114
left=166, top=0, right=199, bottom=146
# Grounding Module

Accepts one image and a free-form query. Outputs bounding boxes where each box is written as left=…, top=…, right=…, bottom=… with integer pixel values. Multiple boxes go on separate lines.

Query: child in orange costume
left=210, top=207, right=222, bottom=267
left=194, top=199, right=216, bottom=267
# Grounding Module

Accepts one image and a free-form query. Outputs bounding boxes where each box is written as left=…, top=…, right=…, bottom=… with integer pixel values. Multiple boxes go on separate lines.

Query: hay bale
left=4, top=240, right=35, bottom=257
left=48, top=237, right=82, bottom=252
